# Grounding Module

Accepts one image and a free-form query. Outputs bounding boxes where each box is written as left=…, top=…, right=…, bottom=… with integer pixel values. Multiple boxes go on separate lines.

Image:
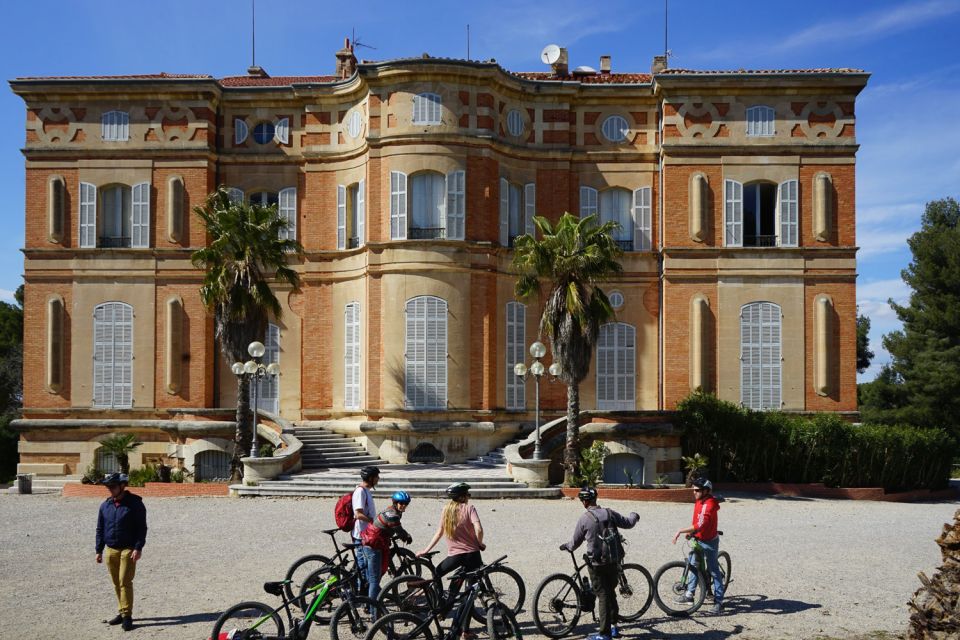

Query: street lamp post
left=514, top=341, right=561, bottom=460
left=231, top=340, right=281, bottom=459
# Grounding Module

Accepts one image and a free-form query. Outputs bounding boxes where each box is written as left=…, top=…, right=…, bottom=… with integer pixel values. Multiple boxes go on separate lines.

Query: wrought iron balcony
left=409, top=227, right=446, bottom=240
left=614, top=239, right=634, bottom=251
left=348, top=236, right=360, bottom=249
left=744, top=235, right=778, bottom=247
left=98, top=236, right=131, bottom=248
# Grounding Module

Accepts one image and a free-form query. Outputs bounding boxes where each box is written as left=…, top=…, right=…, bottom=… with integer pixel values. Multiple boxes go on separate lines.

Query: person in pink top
left=417, top=482, right=486, bottom=576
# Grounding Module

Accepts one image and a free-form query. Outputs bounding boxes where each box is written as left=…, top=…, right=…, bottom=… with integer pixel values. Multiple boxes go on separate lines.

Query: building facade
left=10, top=46, right=868, bottom=479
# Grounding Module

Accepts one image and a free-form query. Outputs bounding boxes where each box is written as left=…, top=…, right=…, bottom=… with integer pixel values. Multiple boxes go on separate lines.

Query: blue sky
left=2, top=0, right=958, bottom=382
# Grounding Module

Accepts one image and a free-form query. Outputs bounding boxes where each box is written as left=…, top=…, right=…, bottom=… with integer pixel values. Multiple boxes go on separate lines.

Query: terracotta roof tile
left=15, top=72, right=212, bottom=80
left=218, top=75, right=339, bottom=87
left=511, top=71, right=652, bottom=84
left=657, top=67, right=866, bottom=75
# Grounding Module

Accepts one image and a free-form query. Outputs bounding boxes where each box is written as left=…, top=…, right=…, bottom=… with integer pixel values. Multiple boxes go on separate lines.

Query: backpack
left=588, top=509, right=624, bottom=566
left=334, top=489, right=360, bottom=532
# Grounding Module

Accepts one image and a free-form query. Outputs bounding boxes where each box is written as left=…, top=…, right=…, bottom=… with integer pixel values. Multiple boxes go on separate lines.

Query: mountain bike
left=366, top=556, right=523, bottom=640
left=652, top=532, right=732, bottom=616
left=284, top=527, right=432, bottom=610
left=377, top=553, right=525, bottom=623
left=210, top=572, right=381, bottom=640
left=531, top=547, right=653, bottom=637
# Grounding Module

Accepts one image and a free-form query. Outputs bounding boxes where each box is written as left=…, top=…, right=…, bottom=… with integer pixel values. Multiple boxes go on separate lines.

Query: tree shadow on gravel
left=719, top=593, right=822, bottom=615
left=131, top=612, right=221, bottom=628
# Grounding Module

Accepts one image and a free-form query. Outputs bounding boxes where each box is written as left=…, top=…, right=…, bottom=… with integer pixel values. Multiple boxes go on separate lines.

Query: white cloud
left=857, top=278, right=910, bottom=304
left=857, top=227, right=915, bottom=260
left=0, top=289, right=16, bottom=303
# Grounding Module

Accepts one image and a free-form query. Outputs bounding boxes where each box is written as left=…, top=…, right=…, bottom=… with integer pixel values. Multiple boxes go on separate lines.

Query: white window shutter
left=446, top=170, right=465, bottom=240
left=93, top=302, right=133, bottom=408
left=79, top=182, right=97, bottom=248
left=131, top=182, right=150, bottom=248
left=336, top=185, right=347, bottom=249
left=580, top=186, right=598, bottom=219
left=778, top=179, right=798, bottom=247
left=357, top=179, right=366, bottom=247
left=405, top=296, right=447, bottom=410
left=499, top=178, right=509, bottom=246
left=724, top=179, right=743, bottom=247
left=633, top=187, right=652, bottom=251
left=524, top=183, right=536, bottom=237
left=234, top=118, right=248, bottom=144
left=390, top=171, right=407, bottom=240
left=279, top=187, right=297, bottom=241
left=344, top=302, right=361, bottom=409
left=250, top=324, right=280, bottom=415
left=274, top=117, right=289, bottom=144
left=740, top=302, right=782, bottom=410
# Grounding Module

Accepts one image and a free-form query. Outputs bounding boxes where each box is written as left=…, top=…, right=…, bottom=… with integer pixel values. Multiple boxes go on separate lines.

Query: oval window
left=609, top=291, right=625, bottom=309
left=507, top=109, right=524, bottom=137
left=347, top=111, right=363, bottom=138
left=601, top=115, right=629, bottom=143
left=253, top=121, right=276, bottom=144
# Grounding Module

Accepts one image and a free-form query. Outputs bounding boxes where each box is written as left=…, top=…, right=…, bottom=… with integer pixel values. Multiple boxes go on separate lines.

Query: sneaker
left=106, top=614, right=123, bottom=626
left=610, top=626, right=619, bottom=638
left=709, top=602, right=723, bottom=615
left=121, top=616, right=134, bottom=631
left=588, top=635, right=610, bottom=640
left=674, top=593, right=695, bottom=605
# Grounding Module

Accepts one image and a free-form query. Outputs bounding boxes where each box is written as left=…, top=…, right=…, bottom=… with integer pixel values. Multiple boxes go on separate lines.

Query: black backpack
left=588, top=509, right=624, bottom=566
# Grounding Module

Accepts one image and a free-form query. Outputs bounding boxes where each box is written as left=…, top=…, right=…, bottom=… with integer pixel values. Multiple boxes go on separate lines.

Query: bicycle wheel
left=652, top=561, right=706, bottom=617
left=484, top=565, right=526, bottom=614
left=330, top=596, right=385, bottom=640
left=284, top=553, right=333, bottom=608
left=393, top=548, right=436, bottom=579
left=377, top=574, right=438, bottom=617
left=210, top=601, right=284, bottom=640
left=299, top=566, right=344, bottom=625
left=365, top=611, right=434, bottom=640
left=532, top=573, right=582, bottom=638
left=486, top=603, right=522, bottom=640
left=718, top=551, right=732, bottom=591
left=616, top=563, right=654, bottom=621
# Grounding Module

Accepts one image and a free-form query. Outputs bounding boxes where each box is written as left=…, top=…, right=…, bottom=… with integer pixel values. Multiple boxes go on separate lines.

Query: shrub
left=127, top=464, right=158, bottom=488
left=97, top=434, right=142, bottom=474
left=676, top=391, right=954, bottom=491
left=573, top=441, right=608, bottom=487
left=81, top=463, right=102, bottom=485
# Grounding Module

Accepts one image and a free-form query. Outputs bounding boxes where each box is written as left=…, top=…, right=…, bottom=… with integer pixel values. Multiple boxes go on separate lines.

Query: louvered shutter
left=580, top=186, right=598, bottom=219
left=499, top=178, right=509, bottom=246
left=79, top=182, right=97, bottom=248
left=336, top=185, right=347, bottom=249
left=505, top=302, right=526, bottom=410
left=740, top=302, right=781, bottom=410
left=524, top=183, right=536, bottom=237
left=597, top=323, right=636, bottom=410
left=390, top=171, right=407, bottom=240
left=93, top=303, right=133, bottom=408
left=446, top=170, right=465, bottom=240
left=597, top=324, right=612, bottom=408
left=234, top=118, right=248, bottom=144
left=274, top=117, right=289, bottom=144
left=131, top=182, right=150, bottom=248
left=724, top=179, right=743, bottom=247
left=427, top=297, right=447, bottom=409
left=357, top=179, right=366, bottom=247
left=250, top=324, right=280, bottom=415
left=344, top=303, right=361, bottom=409
left=278, top=187, right=297, bottom=241
left=633, top=187, right=652, bottom=251
left=405, top=296, right=447, bottom=409
left=778, top=179, right=798, bottom=247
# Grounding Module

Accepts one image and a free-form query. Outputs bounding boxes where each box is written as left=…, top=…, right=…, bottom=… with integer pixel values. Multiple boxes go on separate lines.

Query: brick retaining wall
left=61, top=482, right=229, bottom=498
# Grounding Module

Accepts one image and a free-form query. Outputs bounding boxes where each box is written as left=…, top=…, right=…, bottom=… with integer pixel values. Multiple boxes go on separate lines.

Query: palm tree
left=192, top=187, right=302, bottom=481
left=98, top=434, right=142, bottom=475
left=513, top=212, right=623, bottom=485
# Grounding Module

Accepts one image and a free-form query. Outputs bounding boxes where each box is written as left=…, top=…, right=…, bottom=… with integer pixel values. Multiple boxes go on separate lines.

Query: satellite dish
left=541, top=44, right=561, bottom=65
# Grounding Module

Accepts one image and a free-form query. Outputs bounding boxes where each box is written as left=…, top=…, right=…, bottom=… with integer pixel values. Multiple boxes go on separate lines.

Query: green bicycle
left=211, top=572, right=383, bottom=640
left=652, top=532, right=732, bottom=616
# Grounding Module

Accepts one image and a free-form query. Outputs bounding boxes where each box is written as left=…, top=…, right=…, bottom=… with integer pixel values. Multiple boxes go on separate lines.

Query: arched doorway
left=603, top=452, right=644, bottom=486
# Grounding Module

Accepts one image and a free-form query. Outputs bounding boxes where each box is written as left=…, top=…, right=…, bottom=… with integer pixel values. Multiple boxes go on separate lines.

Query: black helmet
left=692, top=477, right=713, bottom=492
left=577, top=487, right=598, bottom=502
left=101, top=472, right=129, bottom=486
left=445, top=482, right=471, bottom=498
left=360, top=465, right=380, bottom=481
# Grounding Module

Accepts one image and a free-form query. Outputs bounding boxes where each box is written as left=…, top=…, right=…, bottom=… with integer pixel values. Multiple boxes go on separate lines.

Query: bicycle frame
left=252, top=574, right=339, bottom=639
left=680, top=539, right=716, bottom=597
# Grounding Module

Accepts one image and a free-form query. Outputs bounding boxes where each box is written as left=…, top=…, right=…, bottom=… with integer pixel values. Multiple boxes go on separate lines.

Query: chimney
left=651, top=55, right=668, bottom=75
left=599, top=55, right=611, bottom=75
left=246, top=65, right=268, bottom=78
left=551, top=47, right=569, bottom=77
left=335, top=37, right=358, bottom=79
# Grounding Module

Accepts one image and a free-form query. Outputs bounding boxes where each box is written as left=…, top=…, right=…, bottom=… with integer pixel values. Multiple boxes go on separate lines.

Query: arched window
left=93, top=302, right=133, bottom=409
left=100, top=185, right=131, bottom=247
left=505, top=302, right=526, bottom=410
left=412, top=93, right=442, bottom=125
left=600, top=188, right=633, bottom=249
left=597, top=322, right=636, bottom=410
left=746, top=105, right=775, bottom=137
left=344, top=303, right=361, bottom=410
left=248, top=191, right=278, bottom=207
left=740, top=302, right=782, bottom=410
left=405, top=296, right=447, bottom=410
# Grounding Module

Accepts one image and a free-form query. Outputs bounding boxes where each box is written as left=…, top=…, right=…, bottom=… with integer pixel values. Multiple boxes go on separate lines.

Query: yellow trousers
left=104, top=547, right=136, bottom=616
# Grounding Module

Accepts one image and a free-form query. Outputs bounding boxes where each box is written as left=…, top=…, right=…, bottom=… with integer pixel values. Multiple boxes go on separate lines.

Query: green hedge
left=676, top=392, right=954, bottom=491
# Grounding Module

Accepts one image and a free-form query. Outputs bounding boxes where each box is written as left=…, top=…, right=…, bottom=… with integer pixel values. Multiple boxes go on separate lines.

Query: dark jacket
left=565, top=505, right=639, bottom=564
left=96, top=491, right=148, bottom=554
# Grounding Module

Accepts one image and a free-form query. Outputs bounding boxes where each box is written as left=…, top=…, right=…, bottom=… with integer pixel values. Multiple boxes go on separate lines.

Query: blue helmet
left=391, top=491, right=412, bottom=504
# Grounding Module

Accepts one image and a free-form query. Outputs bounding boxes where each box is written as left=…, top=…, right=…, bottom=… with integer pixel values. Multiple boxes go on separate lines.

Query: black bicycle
left=284, top=528, right=432, bottom=609
left=377, top=553, right=525, bottom=623
left=532, top=548, right=654, bottom=637
left=652, top=532, right=732, bottom=616
left=366, top=556, right=523, bottom=640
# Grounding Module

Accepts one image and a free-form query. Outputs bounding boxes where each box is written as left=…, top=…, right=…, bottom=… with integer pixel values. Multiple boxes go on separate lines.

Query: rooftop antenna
left=251, top=0, right=256, bottom=68
left=467, top=24, right=470, bottom=60
left=351, top=27, right=377, bottom=54
left=664, top=0, right=671, bottom=66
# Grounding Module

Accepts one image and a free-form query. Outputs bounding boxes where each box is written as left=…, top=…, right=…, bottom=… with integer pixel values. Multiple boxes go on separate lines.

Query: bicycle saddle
left=342, top=542, right=361, bottom=550
left=263, top=580, right=291, bottom=597
left=322, top=528, right=341, bottom=535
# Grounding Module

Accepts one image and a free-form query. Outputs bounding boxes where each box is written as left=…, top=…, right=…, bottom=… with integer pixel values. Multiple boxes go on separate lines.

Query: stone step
left=300, top=444, right=366, bottom=453
left=268, top=479, right=520, bottom=490
left=232, top=483, right=561, bottom=499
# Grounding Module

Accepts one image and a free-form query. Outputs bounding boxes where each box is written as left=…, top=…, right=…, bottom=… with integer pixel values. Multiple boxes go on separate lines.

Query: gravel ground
left=0, top=492, right=954, bottom=640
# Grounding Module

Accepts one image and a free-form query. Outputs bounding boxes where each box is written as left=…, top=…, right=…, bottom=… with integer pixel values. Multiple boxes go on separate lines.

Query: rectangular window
left=93, top=302, right=133, bottom=409
left=412, top=93, right=442, bottom=125
left=405, top=296, right=447, bottom=410
left=600, top=189, right=633, bottom=249
left=101, top=111, right=129, bottom=142
left=410, top=172, right=445, bottom=239
left=79, top=182, right=97, bottom=248
left=337, top=185, right=347, bottom=249
left=131, top=182, right=150, bottom=248
left=596, top=323, right=636, bottom=411
left=278, top=187, right=297, bottom=242
left=778, top=180, right=798, bottom=247
left=580, top=186, right=598, bottom=219
left=746, top=106, right=775, bottom=137
left=633, top=187, right=652, bottom=251
left=251, top=324, right=280, bottom=415
left=390, top=171, right=407, bottom=240
left=505, top=302, right=526, bottom=410
left=724, top=179, right=743, bottom=247
left=446, top=171, right=465, bottom=240
left=740, top=302, right=782, bottom=410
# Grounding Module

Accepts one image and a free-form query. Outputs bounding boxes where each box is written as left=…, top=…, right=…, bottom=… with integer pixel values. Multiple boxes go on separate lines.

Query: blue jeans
left=361, top=545, right=383, bottom=601
left=687, top=536, right=724, bottom=603
left=353, top=537, right=366, bottom=591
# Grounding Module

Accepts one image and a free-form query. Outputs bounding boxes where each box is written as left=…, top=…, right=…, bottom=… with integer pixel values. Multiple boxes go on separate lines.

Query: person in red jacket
left=672, top=477, right=724, bottom=615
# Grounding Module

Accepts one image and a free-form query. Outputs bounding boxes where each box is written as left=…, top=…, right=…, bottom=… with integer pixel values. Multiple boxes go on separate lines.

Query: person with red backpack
left=360, top=491, right=413, bottom=601
left=337, top=466, right=379, bottom=585
left=672, top=477, right=724, bottom=615
left=560, top=487, right=639, bottom=640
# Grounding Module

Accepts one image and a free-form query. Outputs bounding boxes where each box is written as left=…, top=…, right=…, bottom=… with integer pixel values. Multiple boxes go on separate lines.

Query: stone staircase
left=466, top=446, right=506, bottom=466
left=296, top=425, right=387, bottom=470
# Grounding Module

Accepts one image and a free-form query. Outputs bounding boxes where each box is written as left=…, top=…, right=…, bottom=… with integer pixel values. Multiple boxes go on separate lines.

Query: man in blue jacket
left=95, top=473, right=147, bottom=631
